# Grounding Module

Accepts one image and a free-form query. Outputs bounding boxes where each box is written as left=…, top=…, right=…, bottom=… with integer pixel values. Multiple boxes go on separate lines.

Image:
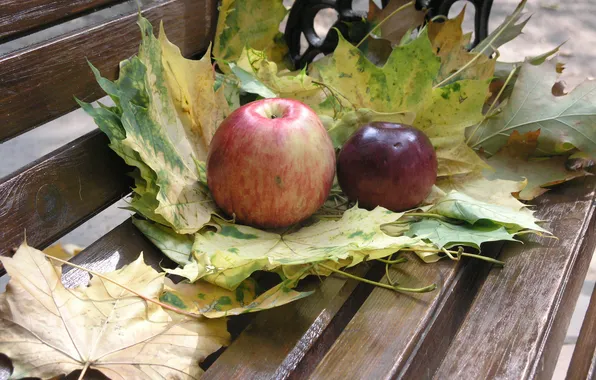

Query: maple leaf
left=161, top=277, right=312, bottom=318
left=0, top=243, right=229, bottom=379
left=232, top=48, right=326, bottom=109
left=407, top=219, right=519, bottom=262
left=485, top=130, right=591, bottom=200
left=413, top=79, right=492, bottom=176
left=311, top=30, right=440, bottom=113
left=213, top=0, right=289, bottom=71
left=430, top=191, right=548, bottom=233
left=82, top=16, right=228, bottom=234
left=140, top=206, right=421, bottom=290
left=467, top=61, right=596, bottom=157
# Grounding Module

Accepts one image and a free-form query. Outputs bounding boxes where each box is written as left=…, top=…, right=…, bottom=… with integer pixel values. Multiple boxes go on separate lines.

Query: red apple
left=207, top=98, right=336, bottom=228
left=337, top=122, right=437, bottom=211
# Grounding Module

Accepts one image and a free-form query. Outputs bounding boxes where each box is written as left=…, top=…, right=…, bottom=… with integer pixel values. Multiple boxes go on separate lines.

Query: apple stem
left=318, top=263, right=437, bottom=293
left=399, top=247, right=505, bottom=266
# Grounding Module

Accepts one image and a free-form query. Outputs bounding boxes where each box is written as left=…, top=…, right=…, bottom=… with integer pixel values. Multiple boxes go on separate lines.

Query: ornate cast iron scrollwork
left=284, top=0, right=494, bottom=69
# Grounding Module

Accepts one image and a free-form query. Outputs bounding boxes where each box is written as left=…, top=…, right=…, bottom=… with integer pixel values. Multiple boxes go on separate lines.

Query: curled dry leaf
left=0, top=243, right=229, bottom=379
left=485, top=130, right=591, bottom=200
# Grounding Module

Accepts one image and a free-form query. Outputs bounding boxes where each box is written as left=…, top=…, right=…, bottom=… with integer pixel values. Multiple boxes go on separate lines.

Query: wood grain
left=0, top=0, right=218, bottom=143
left=567, top=282, right=596, bottom=380
left=434, top=177, right=596, bottom=380
left=0, top=0, right=121, bottom=41
left=203, top=264, right=378, bottom=379
left=304, top=253, right=491, bottom=379
left=0, top=130, right=132, bottom=266
left=61, top=217, right=171, bottom=287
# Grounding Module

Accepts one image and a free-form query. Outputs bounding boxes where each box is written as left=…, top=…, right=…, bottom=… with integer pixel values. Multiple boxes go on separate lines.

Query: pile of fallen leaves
left=1, top=0, right=594, bottom=377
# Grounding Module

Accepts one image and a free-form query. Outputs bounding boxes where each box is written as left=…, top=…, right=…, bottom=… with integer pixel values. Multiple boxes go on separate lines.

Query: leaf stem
left=319, top=263, right=436, bottom=293
left=402, top=212, right=452, bottom=222
left=78, top=362, right=91, bottom=380
left=466, top=65, right=518, bottom=145
left=356, top=1, right=415, bottom=48
left=399, top=247, right=505, bottom=266
left=312, top=80, right=357, bottom=110
left=44, top=254, right=203, bottom=319
left=376, top=257, right=408, bottom=264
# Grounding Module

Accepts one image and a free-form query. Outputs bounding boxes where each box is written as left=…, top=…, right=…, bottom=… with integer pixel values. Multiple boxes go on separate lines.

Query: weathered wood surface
left=203, top=264, right=376, bottom=379
left=304, top=252, right=495, bottom=379
left=0, top=0, right=217, bottom=143
left=61, top=217, right=170, bottom=287
left=0, top=0, right=121, bottom=41
left=0, top=130, right=132, bottom=265
left=568, top=281, right=596, bottom=380
left=434, top=176, right=596, bottom=380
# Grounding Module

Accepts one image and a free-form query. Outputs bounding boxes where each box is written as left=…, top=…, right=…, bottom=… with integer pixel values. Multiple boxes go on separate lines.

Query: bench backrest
left=0, top=0, right=217, bottom=266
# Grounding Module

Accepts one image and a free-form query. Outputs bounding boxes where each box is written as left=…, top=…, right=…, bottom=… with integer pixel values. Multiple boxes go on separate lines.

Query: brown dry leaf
left=428, top=7, right=495, bottom=83
left=486, top=130, right=590, bottom=200
left=369, top=0, right=426, bottom=45
left=0, top=243, right=229, bottom=379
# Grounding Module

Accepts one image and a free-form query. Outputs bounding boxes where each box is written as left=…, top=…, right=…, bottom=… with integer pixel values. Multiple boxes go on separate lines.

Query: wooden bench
left=1, top=1, right=595, bottom=379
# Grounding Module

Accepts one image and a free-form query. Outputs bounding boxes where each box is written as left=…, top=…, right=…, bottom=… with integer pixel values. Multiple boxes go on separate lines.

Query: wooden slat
left=0, top=130, right=132, bottom=263
left=433, top=177, right=596, bottom=379
left=0, top=0, right=218, bottom=143
left=567, top=282, right=596, bottom=380
left=61, top=217, right=170, bottom=287
left=203, top=264, right=378, bottom=379
left=0, top=0, right=121, bottom=41
left=302, top=253, right=493, bottom=379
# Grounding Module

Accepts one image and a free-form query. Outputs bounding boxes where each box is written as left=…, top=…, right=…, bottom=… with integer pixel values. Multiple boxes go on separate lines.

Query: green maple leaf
left=214, top=0, right=289, bottom=71
left=413, top=79, right=492, bottom=176
left=311, top=30, right=440, bottom=113
left=82, top=17, right=229, bottom=234
left=133, top=219, right=312, bottom=317
left=408, top=219, right=519, bottom=252
left=430, top=191, right=548, bottom=233
left=232, top=48, right=324, bottom=104
left=138, top=207, right=422, bottom=290
left=468, top=61, right=596, bottom=157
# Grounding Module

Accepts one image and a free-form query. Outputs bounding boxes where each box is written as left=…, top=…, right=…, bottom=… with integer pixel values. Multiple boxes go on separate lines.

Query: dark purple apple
left=337, top=122, right=437, bottom=211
